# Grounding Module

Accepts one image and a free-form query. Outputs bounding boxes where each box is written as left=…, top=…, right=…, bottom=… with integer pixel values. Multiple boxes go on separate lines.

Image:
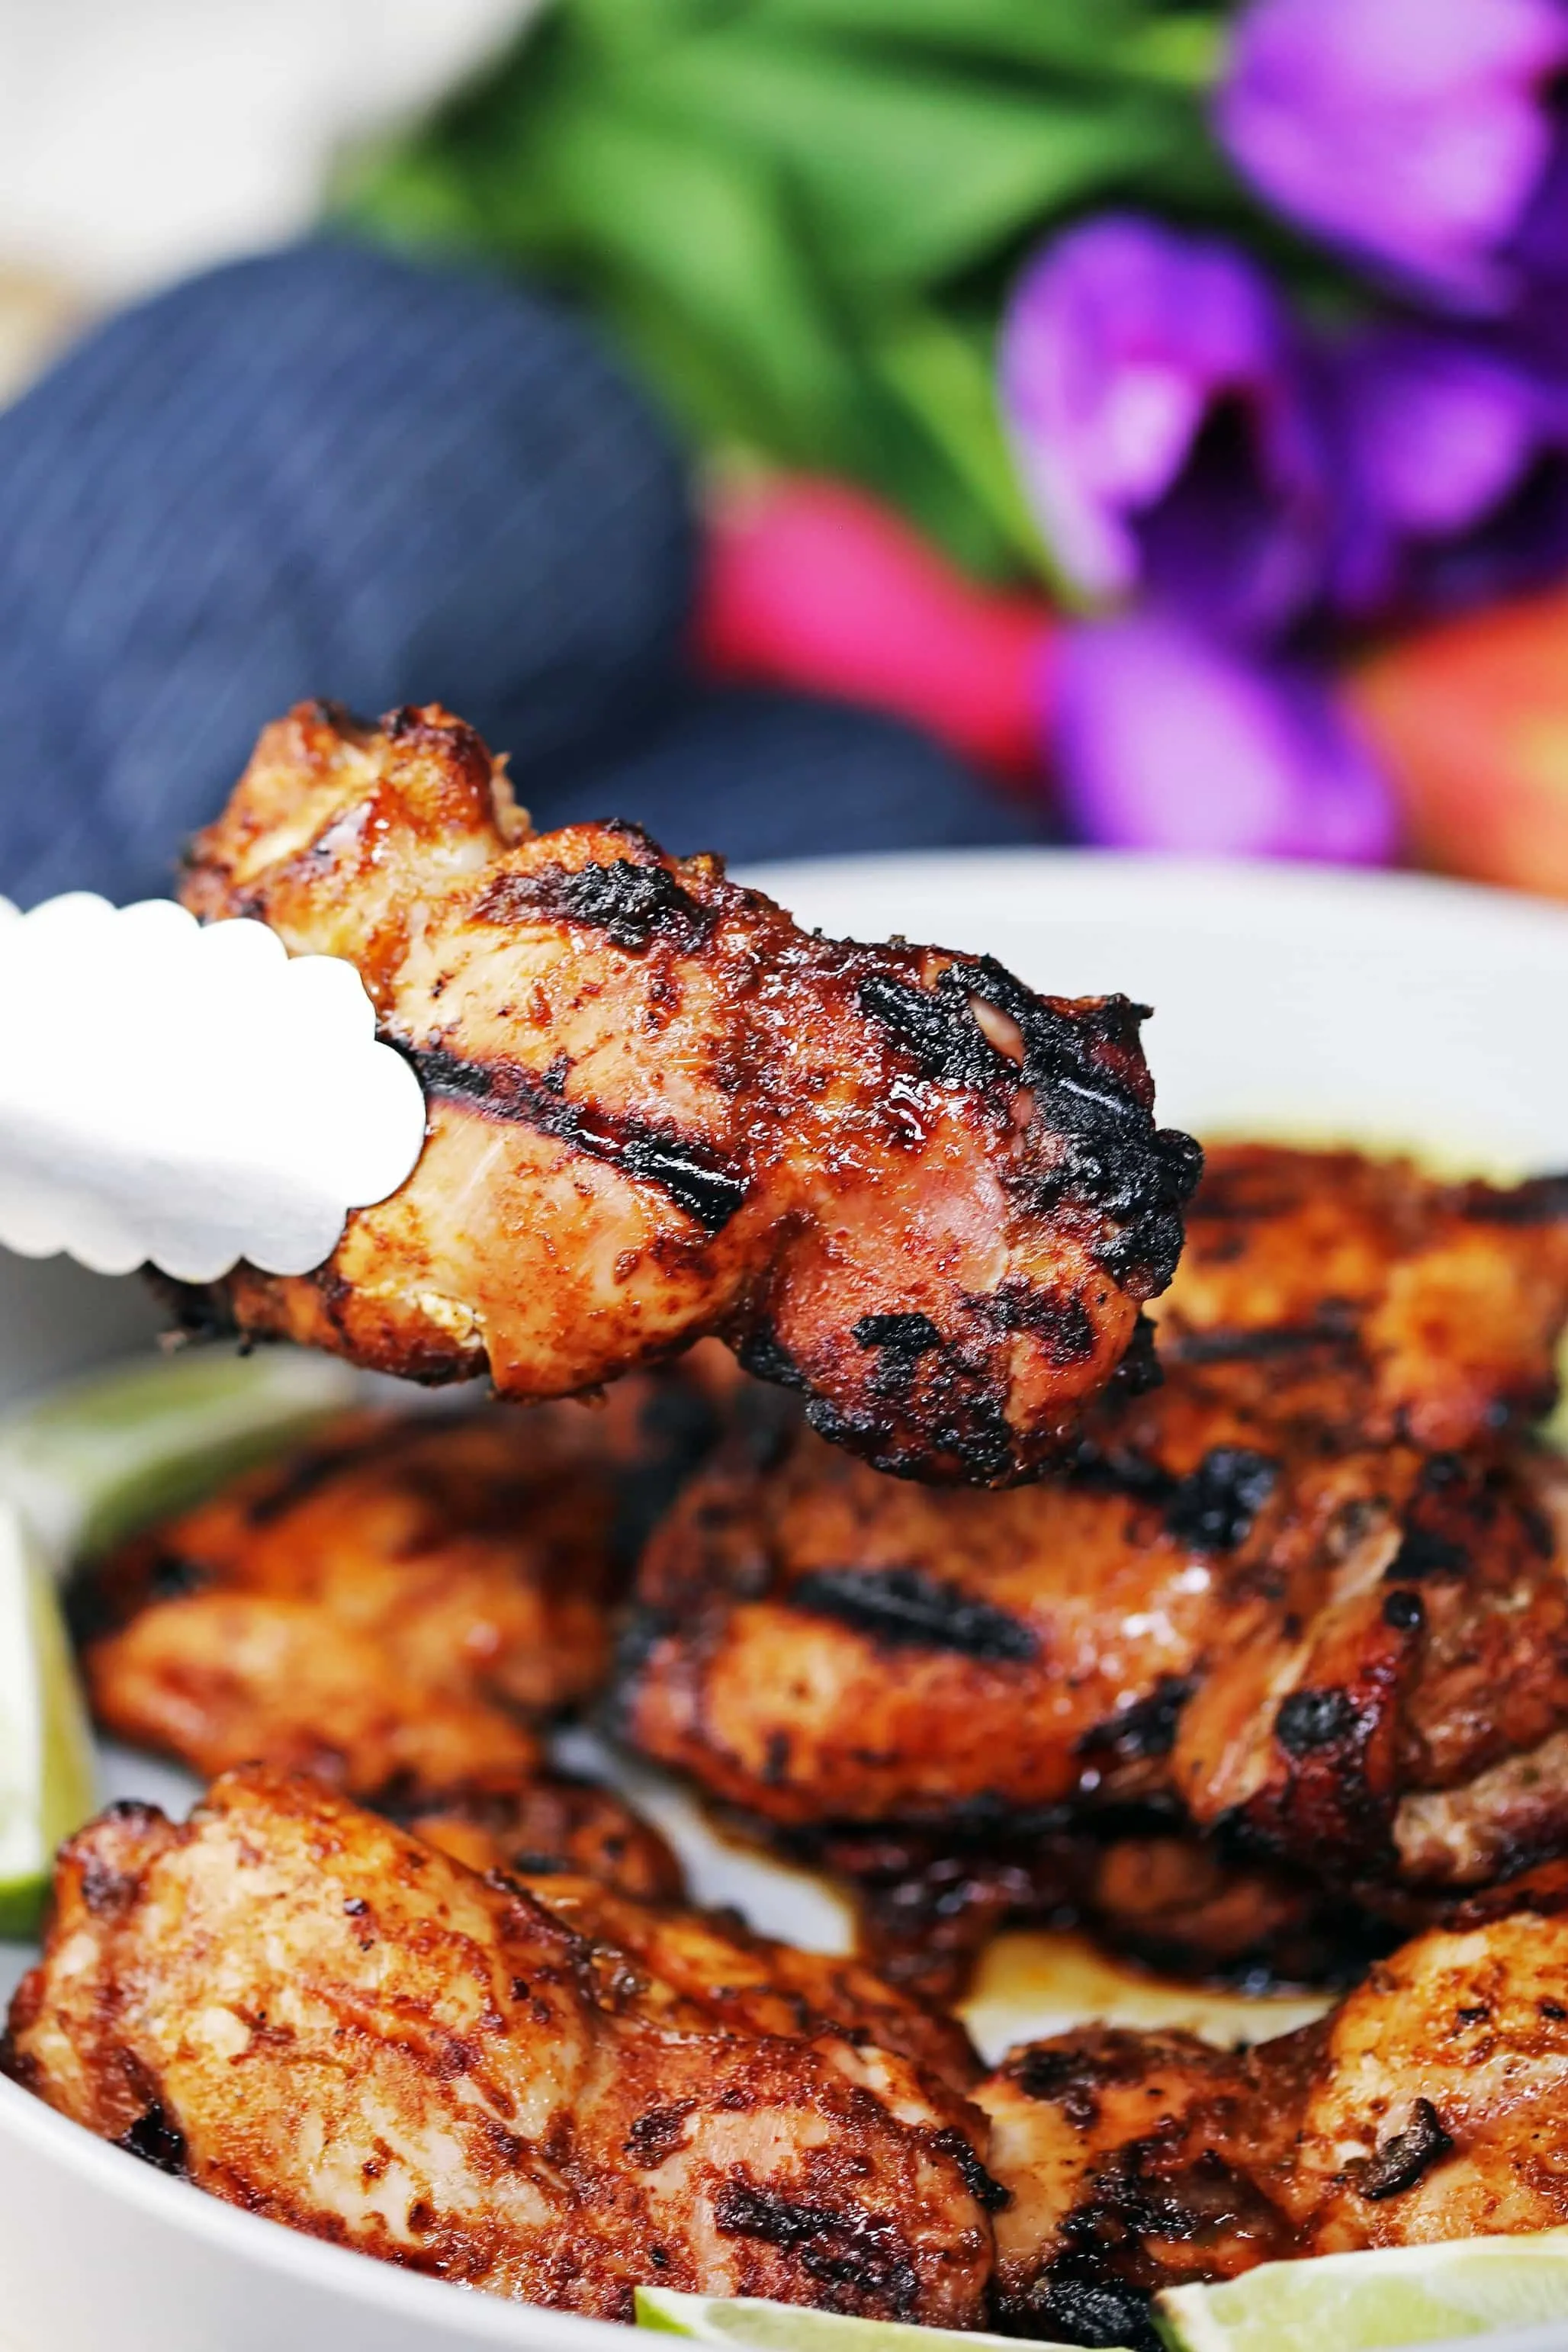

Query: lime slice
left=0, top=1499, right=98, bottom=1936
left=1155, top=2231, right=1568, bottom=2352
left=635, top=2287, right=1104, bottom=2352
left=0, top=1345, right=364, bottom=1564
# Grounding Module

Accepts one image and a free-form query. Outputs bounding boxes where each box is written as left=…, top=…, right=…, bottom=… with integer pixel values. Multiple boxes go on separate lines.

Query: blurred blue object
left=0, top=239, right=695, bottom=908
left=524, top=688, right=1052, bottom=864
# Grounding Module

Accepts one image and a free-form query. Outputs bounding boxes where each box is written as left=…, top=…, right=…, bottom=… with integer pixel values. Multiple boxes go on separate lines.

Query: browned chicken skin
left=79, top=1374, right=712, bottom=1761
left=1158, top=1143, right=1568, bottom=1451
left=5, top=1770, right=998, bottom=2327
left=981, top=1905, right=1568, bottom=2347
left=173, top=700, right=1198, bottom=1483
left=619, top=1147, right=1568, bottom=1988
left=76, top=1389, right=701, bottom=1894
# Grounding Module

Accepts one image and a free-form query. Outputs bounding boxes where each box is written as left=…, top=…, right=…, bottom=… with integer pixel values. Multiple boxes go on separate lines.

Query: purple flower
left=1329, top=326, right=1568, bottom=618
left=1217, top=0, right=1568, bottom=313
left=1053, top=614, right=1398, bottom=863
left=1001, top=216, right=1329, bottom=641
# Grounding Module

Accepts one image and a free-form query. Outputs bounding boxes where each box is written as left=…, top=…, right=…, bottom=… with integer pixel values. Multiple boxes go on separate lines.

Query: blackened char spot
left=1275, top=1688, right=1359, bottom=1755
left=1164, top=1448, right=1278, bottom=1551
left=712, top=2179, right=919, bottom=2315
left=1012, top=2047, right=1089, bottom=2103
left=978, top=1279, right=1097, bottom=1367
left=1027, top=2273, right=1158, bottom=2352
left=115, top=2103, right=188, bottom=2177
left=1078, top=1676, right=1194, bottom=1765
left=853, top=1312, right=943, bottom=1396
left=856, top=972, right=1006, bottom=1093
left=1386, top=1525, right=1470, bottom=1582
left=1464, top=1173, right=1568, bottom=1226
left=789, top=1565, right=1038, bottom=1662
left=1383, top=1589, right=1425, bottom=1631
left=625, top=2101, right=695, bottom=2168
left=477, top=856, right=712, bottom=953
left=928, top=2123, right=1012, bottom=2212
left=858, top=959, right=1200, bottom=1299
left=854, top=1310, right=943, bottom=1355
left=734, top=1322, right=807, bottom=1395
left=411, top=1046, right=745, bottom=1233
left=1354, top=2098, right=1453, bottom=2199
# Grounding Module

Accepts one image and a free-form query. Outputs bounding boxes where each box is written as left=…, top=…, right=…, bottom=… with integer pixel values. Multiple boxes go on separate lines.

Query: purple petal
left=1217, top=0, right=1568, bottom=310
left=1329, top=326, right=1568, bottom=615
left=1001, top=216, right=1328, bottom=639
left=1055, top=614, right=1398, bottom=864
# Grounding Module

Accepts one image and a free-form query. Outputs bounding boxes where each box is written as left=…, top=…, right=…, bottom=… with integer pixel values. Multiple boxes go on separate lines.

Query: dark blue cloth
left=0, top=238, right=1035, bottom=904
left=529, top=686, right=1050, bottom=863
left=0, top=239, right=694, bottom=906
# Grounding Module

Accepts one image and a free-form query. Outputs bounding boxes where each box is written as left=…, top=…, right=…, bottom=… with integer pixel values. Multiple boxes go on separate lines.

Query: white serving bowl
left=2, top=849, right=1568, bottom=2352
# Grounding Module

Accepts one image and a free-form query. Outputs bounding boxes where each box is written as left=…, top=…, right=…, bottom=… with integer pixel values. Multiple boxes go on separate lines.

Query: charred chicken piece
left=76, top=1393, right=692, bottom=1894
left=1161, top=1143, right=1568, bottom=1451
left=172, top=700, right=1198, bottom=1483
left=981, top=1907, right=1568, bottom=2350
left=79, top=1374, right=714, bottom=1748
left=5, top=1770, right=998, bottom=2327
left=620, top=1365, right=1568, bottom=1987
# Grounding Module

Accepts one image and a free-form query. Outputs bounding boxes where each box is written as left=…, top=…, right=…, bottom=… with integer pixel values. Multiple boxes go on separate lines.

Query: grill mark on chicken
left=411, top=1044, right=748, bottom=1234
left=789, top=1566, right=1040, bottom=1663
left=1077, top=1676, right=1194, bottom=1765
left=1162, top=1315, right=1356, bottom=1368
left=477, top=855, right=713, bottom=952
left=711, top=2178, right=921, bottom=2316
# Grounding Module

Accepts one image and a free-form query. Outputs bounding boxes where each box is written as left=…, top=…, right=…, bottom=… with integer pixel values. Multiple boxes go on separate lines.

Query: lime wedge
left=0, top=1499, right=98, bottom=1936
left=0, top=1345, right=364, bottom=1564
left=1155, top=2232, right=1568, bottom=2352
left=635, top=2287, right=1104, bottom=2352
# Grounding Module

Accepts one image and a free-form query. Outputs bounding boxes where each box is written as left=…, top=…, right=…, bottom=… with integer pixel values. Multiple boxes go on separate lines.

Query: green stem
left=1115, top=14, right=1229, bottom=92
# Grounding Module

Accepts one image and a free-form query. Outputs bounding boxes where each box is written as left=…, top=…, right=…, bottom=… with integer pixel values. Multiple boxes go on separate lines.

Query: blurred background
left=0, top=0, right=1565, bottom=899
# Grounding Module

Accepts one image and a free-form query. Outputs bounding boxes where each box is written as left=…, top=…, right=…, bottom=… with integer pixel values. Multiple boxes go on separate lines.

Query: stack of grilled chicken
left=8, top=703, right=1568, bottom=2351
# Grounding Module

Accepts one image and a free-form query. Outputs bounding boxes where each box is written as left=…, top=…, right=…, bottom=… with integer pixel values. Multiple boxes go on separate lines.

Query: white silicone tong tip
left=0, top=895, right=426, bottom=1284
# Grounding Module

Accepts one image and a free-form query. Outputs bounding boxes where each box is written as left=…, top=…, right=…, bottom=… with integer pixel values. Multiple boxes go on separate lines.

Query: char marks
left=859, top=958, right=1201, bottom=1301
left=477, top=853, right=714, bottom=953
left=789, top=1566, right=1040, bottom=1663
left=411, top=1045, right=747, bottom=1233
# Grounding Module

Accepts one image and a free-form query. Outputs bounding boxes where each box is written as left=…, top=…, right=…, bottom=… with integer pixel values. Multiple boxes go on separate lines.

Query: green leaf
left=863, top=307, right=1059, bottom=585
left=516, top=88, right=869, bottom=464
left=628, top=30, right=1207, bottom=288
left=747, top=0, right=1168, bottom=80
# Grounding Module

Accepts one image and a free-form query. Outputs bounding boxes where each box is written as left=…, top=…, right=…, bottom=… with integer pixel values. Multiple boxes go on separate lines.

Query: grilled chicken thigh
left=77, top=1391, right=693, bottom=1893
left=1158, top=1144, right=1568, bottom=1452
left=80, top=1373, right=711, bottom=1757
left=981, top=1906, right=1568, bottom=2347
left=620, top=1147, right=1568, bottom=1986
left=5, top=1771, right=997, bottom=2327
left=172, top=700, right=1198, bottom=1483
